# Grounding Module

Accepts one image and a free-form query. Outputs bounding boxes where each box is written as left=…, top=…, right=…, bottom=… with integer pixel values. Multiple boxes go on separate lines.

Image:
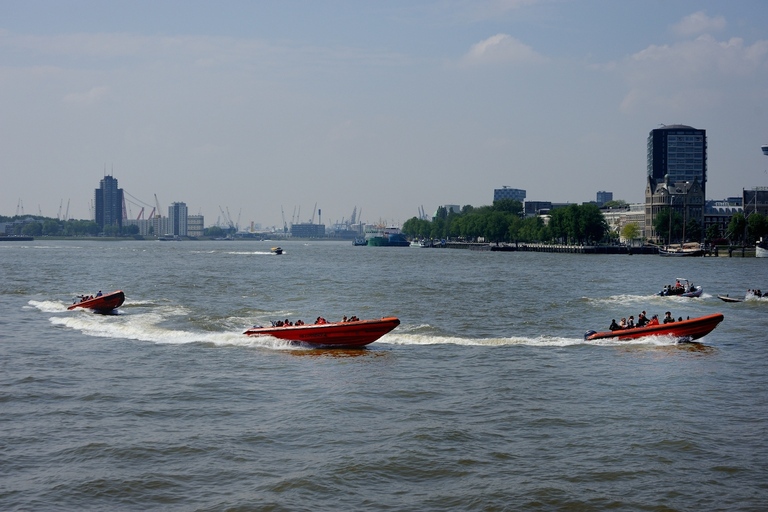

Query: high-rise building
left=94, top=175, right=124, bottom=230
left=494, top=186, right=526, bottom=203
left=647, top=124, right=707, bottom=197
left=596, top=191, right=613, bottom=206
left=168, top=202, right=188, bottom=236
left=187, top=215, right=204, bottom=238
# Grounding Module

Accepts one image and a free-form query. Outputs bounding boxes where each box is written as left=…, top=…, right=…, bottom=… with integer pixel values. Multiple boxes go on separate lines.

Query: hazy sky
left=2, top=0, right=767, bottom=229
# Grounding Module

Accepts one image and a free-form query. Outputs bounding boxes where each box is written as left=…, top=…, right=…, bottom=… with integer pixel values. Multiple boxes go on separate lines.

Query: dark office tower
left=95, top=175, right=124, bottom=230
left=647, top=124, right=707, bottom=197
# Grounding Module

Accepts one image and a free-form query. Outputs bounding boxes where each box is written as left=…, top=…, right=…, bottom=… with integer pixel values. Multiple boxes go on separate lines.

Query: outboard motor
left=583, top=330, right=597, bottom=340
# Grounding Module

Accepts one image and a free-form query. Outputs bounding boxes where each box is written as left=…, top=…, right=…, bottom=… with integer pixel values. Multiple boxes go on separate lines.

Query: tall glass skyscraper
left=647, top=124, right=707, bottom=197
left=94, top=175, right=123, bottom=230
left=168, top=202, right=188, bottom=236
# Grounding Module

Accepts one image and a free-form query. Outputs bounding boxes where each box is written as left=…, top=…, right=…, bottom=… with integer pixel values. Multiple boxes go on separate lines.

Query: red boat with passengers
left=244, top=316, right=400, bottom=347
left=584, top=313, right=724, bottom=343
left=67, top=290, right=125, bottom=313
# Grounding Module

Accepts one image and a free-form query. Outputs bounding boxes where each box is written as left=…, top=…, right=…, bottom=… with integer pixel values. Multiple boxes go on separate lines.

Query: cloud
left=617, top=34, right=768, bottom=113
left=671, top=11, right=726, bottom=37
left=460, top=33, right=546, bottom=66
left=64, top=86, right=109, bottom=105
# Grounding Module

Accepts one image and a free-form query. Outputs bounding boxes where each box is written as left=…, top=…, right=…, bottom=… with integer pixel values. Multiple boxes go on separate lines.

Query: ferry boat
left=364, top=226, right=410, bottom=247
left=244, top=317, right=400, bottom=347
left=67, top=290, right=125, bottom=313
left=584, top=313, right=724, bottom=343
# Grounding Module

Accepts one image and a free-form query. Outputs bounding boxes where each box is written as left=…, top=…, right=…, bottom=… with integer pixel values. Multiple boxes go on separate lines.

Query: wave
left=35, top=300, right=680, bottom=350
left=379, top=332, right=677, bottom=347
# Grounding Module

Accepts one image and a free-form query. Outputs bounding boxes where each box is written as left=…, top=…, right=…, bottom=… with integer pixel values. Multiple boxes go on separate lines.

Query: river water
left=1, top=240, right=767, bottom=510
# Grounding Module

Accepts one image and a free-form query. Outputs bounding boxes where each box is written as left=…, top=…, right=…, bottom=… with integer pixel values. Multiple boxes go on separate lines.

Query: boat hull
left=717, top=295, right=744, bottom=303
left=244, top=317, right=400, bottom=347
left=658, top=287, right=703, bottom=298
left=67, top=291, right=125, bottom=312
left=585, top=313, right=724, bottom=342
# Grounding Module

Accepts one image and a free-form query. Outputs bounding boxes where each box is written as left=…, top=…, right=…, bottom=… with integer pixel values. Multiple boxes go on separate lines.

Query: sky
left=2, top=0, right=768, bottom=229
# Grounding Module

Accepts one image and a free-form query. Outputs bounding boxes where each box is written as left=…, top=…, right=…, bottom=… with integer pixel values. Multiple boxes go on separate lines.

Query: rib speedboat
left=244, top=317, right=400, bottom=347
left=67, top=290, right=125, bottom=313
left=584, top=313, right=724, bottom=343
left=657, top=279, right=702, bottom=297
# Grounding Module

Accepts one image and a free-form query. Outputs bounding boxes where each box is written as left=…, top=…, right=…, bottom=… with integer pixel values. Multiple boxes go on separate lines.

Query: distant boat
left=761, top=144, right=768, bottom=156
left=757, top=237, right=768, bottom=258
left=353, top=238, right=367, bottom=246
left=364, top=226, right=410, bottom=247
left=717, top=295, right=744, bottom=303
left=659, top=244, right=704, bottom=257
left=271, top=247, right=283, bottom=255
left=657, top=278, right=702, bottom=298
left=67, top=290, right=125, bottom=313
left=584, top=313, right=724, bottom=343
left=244, top=317, right=400, bottom=347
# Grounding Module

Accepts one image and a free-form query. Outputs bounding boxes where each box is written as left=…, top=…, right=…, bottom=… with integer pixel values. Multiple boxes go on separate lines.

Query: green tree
left=747, top=212, right=768, bottom=244
left=42, top=219, right=60, bottom=236
left=705, top=223, right=721, bottom=243
left=653, top=208, right=683, bottom=243
left=685, top=219, right=702, bottom=243
left=22, top=221, right=42, bottom=236
left=204, top=226, right=224, bottom=238
left=621, top=222, right=640, bottom=245
left=726, top=213, right=747, bottom=244
left=492, top=199, right=523, bottom=216
left=602, top=199, right=628, bottom=208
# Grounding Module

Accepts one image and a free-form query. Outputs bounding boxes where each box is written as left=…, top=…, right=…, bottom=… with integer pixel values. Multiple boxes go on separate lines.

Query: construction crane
left=281, top=206, right=287, bottom=233
left=154, top=194, right=163, bottom=218
left=310, top=203, right=317, bottom=224
left=58, top=200, right=63, bottom=220
left=64, top=199, right=70, bottom=221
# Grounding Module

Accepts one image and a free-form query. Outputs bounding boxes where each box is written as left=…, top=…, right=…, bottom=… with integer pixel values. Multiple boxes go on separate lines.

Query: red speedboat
left=67, top=290, right=125, bottom=313
left=244, top=317, right=400, bottom=347
left=584, top=313, right=724, bottom=343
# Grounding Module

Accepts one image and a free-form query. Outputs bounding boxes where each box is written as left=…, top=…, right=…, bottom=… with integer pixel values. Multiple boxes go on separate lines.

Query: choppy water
left=2, top=240, right=767, bottom=510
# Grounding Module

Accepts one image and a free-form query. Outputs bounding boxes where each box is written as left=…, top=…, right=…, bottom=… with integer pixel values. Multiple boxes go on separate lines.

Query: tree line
left=402, top=200, right=609, bottom=244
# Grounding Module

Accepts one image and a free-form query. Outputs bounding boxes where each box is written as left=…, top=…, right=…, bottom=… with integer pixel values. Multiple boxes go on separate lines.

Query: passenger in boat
left=619, top=318, right=627, bottom=329
left=342, top=316, right=348, bottom=322
left=663, top=311, right=674, bottom=324
left=627, top=316, right=635, bottom=329
left=296, top=320, right=304, bottom=325
left=648, top=315, right=660, bottom=326
left=276, top=320, right=284, bottom=326
left=350, top=316, right=359, bottom=322
left=609, top=319, right=620, bottom=331
left=96, top=291, right=103, bottom=297
left=637, top=311, right=649, bottom=327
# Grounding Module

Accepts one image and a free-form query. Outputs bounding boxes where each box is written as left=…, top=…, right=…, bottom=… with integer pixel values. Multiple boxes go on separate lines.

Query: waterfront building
left=94, top=175, right=124, bottom=230
left=524, top=201, right=552, bottom=217
left=647, top=124, right=707, bottom=198
left=123, top=218, right=153, bottom=236
left=645, top=177, right=704, bottom=243
left=168, top=202, right=188, bottom=237
left=290, top=223, right=325, bottom=238
left=596, top=191, right=613, bottom=206
left=704, top=200, right=742, bottom=239
left=187, top=215, right=204, bottom=238
left=494, top=187, right=526, bottom=203
left=743, top=188, right=768, bottom=217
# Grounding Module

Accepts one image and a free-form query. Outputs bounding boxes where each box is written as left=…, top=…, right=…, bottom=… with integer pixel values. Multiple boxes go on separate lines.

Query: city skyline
left=2, top=1, right=768, bottom=228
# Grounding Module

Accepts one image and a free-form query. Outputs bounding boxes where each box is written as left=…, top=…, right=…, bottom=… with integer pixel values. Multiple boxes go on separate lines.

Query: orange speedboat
left=584, top=313, right=724, bottom=343
left=244, top=317, right=400, bottom=347
left=67, top=290, right=125, bottom=313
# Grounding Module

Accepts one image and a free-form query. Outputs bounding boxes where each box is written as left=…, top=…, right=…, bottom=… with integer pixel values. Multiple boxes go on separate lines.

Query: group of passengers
left=662, top=280, right=696, bottom=295
left=272, top=315, right=360, bottom=327
left=747, top=289, right=763, bottom=298
left=76, top=291, right=102, bottom=303
left=609, top=310, right=686, bottom=330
